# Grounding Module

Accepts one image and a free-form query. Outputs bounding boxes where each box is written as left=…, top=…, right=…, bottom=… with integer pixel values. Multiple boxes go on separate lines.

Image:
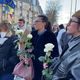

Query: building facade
left=0, top=0, right=43, bottom=24
left=14, top=0, right=43, bottom=24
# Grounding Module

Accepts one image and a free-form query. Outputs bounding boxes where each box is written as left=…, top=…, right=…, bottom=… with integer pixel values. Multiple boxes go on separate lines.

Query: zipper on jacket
left=2, top=59, right=5, bottom=71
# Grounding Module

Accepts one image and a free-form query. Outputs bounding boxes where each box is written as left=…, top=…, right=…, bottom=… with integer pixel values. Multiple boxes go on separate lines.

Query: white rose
left=44, top=48, right=49, bottom=53
left=44, top=43, right=54, bottom=52
left=44, top=48, right=51, bottom=56
left=16, top=30, right=24, bottom=34
left=27, top=34, right=33, bottom=39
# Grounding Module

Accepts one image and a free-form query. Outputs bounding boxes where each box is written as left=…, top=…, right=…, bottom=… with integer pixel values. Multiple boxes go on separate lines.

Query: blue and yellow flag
left=5, top=0, right=15, bottom=9
left=0, top=0, right=5, bottom=4
left=0, top=0, right=15, bottom=9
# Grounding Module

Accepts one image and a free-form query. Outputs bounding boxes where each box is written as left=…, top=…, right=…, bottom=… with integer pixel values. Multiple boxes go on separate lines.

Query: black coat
left=0, top=35, right=19, bottom=75
left=31, top=30, right=59, bottom=80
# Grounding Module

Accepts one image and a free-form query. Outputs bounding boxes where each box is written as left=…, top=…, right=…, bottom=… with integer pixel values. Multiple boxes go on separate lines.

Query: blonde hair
left=0, top=20, right=13, bottom=36
left=72, top=10, right=80, bottom=24
left=72, top=10, right=80, bottom=18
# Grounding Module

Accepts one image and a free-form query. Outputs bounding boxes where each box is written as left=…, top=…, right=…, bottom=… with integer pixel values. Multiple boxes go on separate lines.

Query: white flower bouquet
left=16, top=31, right=34, bottom=65
left=18, top=33, right=34, bottom=56
left=13, top=32, right=34, bottom=80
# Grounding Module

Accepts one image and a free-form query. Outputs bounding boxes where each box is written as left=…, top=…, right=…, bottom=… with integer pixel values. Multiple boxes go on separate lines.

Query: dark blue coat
left=31, top=30, right=59, bottom=80
left=0, top=35, right=19, bottom=75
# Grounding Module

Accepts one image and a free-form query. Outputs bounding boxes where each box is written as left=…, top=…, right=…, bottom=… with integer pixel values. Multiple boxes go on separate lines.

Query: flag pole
left=70, top=0, right=72, bottom=18
left=75, top=0, right=77, bottom=12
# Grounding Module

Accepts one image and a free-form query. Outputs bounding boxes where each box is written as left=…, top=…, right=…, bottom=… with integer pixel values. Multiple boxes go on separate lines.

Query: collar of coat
left=0, top=31, right=12, bottom=45
left=68, top=35, right=80, bottom=50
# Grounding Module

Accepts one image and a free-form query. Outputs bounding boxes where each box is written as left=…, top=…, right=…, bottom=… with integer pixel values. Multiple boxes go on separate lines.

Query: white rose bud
left=27, top=34, right=33, bottom=39
left=45, top=43, right=54, bottom=52
left=44, top=48, right=49, bottom=53
left=16, top=30, right=24, bottom=34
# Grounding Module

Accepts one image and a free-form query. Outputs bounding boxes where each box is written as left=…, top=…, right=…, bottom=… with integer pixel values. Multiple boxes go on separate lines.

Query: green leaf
left=42, top=68, right=53, bottom=80
left=38, top=56, right=45, bottom=62
left=31, top=54, right=35, bottom=59
left=42, top=69, right=48, bottom=75
left=25, top=43, right=32, bottom=48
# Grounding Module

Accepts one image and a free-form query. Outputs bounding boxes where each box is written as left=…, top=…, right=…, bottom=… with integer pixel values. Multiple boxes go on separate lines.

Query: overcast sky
left=39, top=0, right=80, bottom=24
left=39, top=0, right=47, bottom=13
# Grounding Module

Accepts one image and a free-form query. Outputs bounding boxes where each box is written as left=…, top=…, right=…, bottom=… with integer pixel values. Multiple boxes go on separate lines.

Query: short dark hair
left=18, top=19, right=25, bottom=23
left=37, top=15, right=52, bottom=31
left=59, top=24, right=64, bottom=29
left=37, top=15, right=48, bottom=22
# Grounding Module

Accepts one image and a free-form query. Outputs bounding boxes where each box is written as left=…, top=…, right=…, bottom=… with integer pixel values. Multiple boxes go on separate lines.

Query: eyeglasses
left=67, top=19, right=80, bottom=26
left=35, top=20, right=43, bottom=23
left=71, top=19, right=79, bottom=23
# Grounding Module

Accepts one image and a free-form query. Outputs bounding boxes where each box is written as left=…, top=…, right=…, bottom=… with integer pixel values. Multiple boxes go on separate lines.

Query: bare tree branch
left=45, top=0, right=61, bottom=25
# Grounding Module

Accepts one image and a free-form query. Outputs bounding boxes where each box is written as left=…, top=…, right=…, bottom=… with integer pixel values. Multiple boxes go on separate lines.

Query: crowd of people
left=0, top=10, right=80, bottom=80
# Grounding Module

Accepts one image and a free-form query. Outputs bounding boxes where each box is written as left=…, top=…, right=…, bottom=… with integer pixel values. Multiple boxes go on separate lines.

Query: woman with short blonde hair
left=0, top=20, right=19, bottom=80
left=52, top=10, right=80, bottom=80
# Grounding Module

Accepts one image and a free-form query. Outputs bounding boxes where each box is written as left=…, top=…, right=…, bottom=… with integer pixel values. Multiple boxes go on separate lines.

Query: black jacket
left=0, top=35, right=19, bottom=74
left=32, top=30, right=59, bottom=58
left=31, top=30, right=59, bottom=80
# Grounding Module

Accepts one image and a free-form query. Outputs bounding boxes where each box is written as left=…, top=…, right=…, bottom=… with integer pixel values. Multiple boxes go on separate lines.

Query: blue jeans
left=0, top=73, right=14, bottom=80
